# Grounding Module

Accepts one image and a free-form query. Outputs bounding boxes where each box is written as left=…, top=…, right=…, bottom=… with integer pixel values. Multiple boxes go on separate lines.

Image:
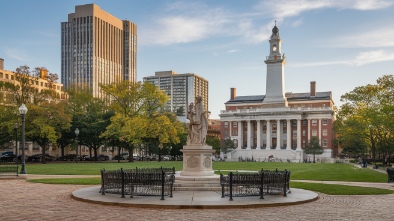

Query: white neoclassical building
left=219, top=24, right=336, bottom=162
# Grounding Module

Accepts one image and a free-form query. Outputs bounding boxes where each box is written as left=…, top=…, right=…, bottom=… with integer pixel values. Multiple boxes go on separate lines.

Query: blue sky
left=1, top=0, right=394, bottom=118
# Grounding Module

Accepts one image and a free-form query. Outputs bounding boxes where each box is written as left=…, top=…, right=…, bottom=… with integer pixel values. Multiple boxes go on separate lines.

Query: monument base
left=180, top=145, right=215, bottom=176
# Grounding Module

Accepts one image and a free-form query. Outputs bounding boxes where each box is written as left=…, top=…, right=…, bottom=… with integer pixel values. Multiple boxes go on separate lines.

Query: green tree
left=206, top=136, right=220, bottom=153
left=304, top=136, right=324, bottom=163
left=221, top=138, right=235, bottom=155
left=25, top=101, right=71, bottom=163
left=67, top=87, right=113, bottom=161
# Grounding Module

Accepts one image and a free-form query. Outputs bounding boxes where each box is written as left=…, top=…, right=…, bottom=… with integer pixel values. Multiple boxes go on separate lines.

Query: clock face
left=272, top=45, right=277, bottom=52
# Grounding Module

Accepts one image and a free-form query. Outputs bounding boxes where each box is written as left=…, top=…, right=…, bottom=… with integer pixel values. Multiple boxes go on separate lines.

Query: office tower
left=143, top=71, right=209, bottom=117
left=61, top=4, right=137, bottom=98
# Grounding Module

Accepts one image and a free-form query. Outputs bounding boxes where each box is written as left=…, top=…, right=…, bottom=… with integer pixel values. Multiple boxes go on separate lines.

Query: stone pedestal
left=180, top=144, right=215, bottom=176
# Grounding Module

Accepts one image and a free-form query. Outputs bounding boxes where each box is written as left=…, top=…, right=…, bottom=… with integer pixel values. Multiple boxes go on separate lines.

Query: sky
left=1, top=0, right=394, bottom=119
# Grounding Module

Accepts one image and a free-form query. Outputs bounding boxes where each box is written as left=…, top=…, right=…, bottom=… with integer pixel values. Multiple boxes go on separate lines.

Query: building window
left=234, top=122, right=237, bottom=127
left=302, top=139, right=306, bottom=147
left=302, top=120, right=307, bottom=126
left=6, top=74, right=9, bottom=79
left=232, top=130, right=238, bottom=136
left=322, top=139, right=328, bottom=147
left=323, top=129, right=327, bottom=136
left=292, top=121, right=297, bottom=127
left=302, top=130, right=306, bottom=136
left=312, top=120, right=317, bottom=126
left=323, top=119, right=328, bottom=125
left=224, top=122, right=228, bottom=127
left=312, top=130, right=317, bottom=136
left=272, top=124, right=277, bottom=133
left=224, top=131, right=229, bottom=138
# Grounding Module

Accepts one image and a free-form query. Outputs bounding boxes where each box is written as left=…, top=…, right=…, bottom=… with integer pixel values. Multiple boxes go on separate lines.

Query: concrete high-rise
left=143, top=71, right=209, bottom=118
left=61, top=4, right=137, bottom=98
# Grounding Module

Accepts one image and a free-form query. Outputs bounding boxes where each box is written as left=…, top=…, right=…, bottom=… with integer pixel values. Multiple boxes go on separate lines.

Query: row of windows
left=225, top=119, right=329, bottom=127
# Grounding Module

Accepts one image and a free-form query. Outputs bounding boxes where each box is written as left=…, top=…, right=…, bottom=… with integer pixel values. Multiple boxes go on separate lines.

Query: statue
left=187, top=96, right=208, bottom=145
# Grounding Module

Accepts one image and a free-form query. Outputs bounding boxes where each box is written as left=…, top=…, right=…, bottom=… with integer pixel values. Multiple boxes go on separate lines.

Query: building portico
left=219, top=23, right=336, bottom=162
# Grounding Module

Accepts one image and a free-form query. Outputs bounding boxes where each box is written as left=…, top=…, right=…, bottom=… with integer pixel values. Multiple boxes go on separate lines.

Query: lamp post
left=14, top=123, right=18, bottom=164
left=18, top=104, right=27, bottom=174
left=75, top=128, right=79, bottom=163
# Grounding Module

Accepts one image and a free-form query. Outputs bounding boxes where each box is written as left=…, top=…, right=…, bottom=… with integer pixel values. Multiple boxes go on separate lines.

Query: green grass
left=23, top=162, right=394, bottom=195
left=23, top=161, right=388, bottom=183
left=291, top=182, right=394, bottom=195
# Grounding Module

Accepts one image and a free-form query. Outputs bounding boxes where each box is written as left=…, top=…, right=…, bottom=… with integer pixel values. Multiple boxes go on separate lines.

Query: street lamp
left=18, top=104, right=27, bottom=174
left=14, top=123, right=18, bottom=165
left=75, top=128, right=79, bottom=163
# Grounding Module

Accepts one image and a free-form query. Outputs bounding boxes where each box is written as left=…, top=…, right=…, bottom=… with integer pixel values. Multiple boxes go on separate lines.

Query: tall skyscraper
left=143, top=71, right=209, bottom=117
left=61, top=4, right=137, bottom=98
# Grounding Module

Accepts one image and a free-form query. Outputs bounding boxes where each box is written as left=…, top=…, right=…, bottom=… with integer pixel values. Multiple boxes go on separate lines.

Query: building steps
left=173, top=174, right=222, bottom=191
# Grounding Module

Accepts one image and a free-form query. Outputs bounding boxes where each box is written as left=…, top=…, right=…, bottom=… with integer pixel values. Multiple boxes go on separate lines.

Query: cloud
left=351, top=50, right=394, bottom=66
left=4, top=48, right=28, bottom=62
left=254, top=0, right=393, bottom=18
left=140, top=0, right=393, bottom=46
left=226, top=49, right=239, bottom=53
left=333, top=29, right=394, bottom=48
left=291, top=50, right=394, bottom=67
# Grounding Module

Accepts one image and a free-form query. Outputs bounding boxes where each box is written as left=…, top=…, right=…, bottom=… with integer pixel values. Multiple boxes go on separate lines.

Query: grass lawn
left=23, top=161, right=393, bottom=195
left=23, top=161, right=388, bottom=182
left=290, top=182, right=394, bottom=195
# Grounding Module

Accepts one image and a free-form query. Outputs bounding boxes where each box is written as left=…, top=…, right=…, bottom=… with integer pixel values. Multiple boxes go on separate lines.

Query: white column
left=257, top=120, right=261, bottom=149
left=307, top=119, right=311, bottom=141
left=229, top=121, right=232, bottom=138
left=319, top=119, right=322, bottom=145
left=297, top=119, right=302, bottom=150
left=247, top=120, right=251, bottom=149
left=266, top=120, right=271, bottom=149
left=238, top=121, right=242, bottom=149
left=286, top=120, right=291, bottom=150
left=276, top=119, right=281, bottom=149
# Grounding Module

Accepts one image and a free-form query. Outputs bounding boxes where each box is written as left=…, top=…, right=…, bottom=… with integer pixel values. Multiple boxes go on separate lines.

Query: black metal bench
left=100, top=167, right=175, bottom=200
left=220, top=169, right=290, bottom=201
left=0, top=165, right=19, bottom=176
left=387, top=168, right=394, bottom=183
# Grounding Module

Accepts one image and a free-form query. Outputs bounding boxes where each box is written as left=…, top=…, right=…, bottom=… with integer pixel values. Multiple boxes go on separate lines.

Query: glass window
left=323, top=129, right=327, bottom=136
left=323, top=139, right=328, bottom=147
left=323, top=119, right=328, bottom=125
left=312, top=130, right=317, bottom=136
left=312, top=120, right=317, bottom=126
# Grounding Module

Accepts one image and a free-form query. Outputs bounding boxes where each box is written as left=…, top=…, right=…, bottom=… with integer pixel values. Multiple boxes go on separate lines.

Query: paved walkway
left=0, top=171, right=393, bottom=221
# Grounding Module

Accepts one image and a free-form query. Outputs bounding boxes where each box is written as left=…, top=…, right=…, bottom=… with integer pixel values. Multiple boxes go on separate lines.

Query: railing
left=100, top=167, right=175, bottom=200
left=0, top=165, right=19, bottom=176
left=220, top=106, right=333, bottom=115
left=220, top=169, right=290, bottom=201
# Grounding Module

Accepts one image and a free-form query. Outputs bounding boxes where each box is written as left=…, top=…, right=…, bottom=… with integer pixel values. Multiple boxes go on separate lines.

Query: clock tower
left=263, top=22, right=287, bottom=106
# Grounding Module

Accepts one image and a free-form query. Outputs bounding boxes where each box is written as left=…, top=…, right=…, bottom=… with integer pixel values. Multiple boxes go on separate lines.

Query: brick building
left=219, top=24, right=336, bottom=162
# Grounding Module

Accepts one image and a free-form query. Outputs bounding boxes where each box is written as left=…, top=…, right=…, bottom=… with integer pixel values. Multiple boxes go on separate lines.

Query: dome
left=272, top=25, right=279, bottom=36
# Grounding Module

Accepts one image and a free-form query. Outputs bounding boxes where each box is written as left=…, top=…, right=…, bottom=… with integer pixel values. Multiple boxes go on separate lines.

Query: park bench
left=220, top=169, right=290, bottom=201
left=0, top=165, right=19, bottom=176
left=100, top=167, right=175, bottom=200
left=387, top=168, right=394, bottom=183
